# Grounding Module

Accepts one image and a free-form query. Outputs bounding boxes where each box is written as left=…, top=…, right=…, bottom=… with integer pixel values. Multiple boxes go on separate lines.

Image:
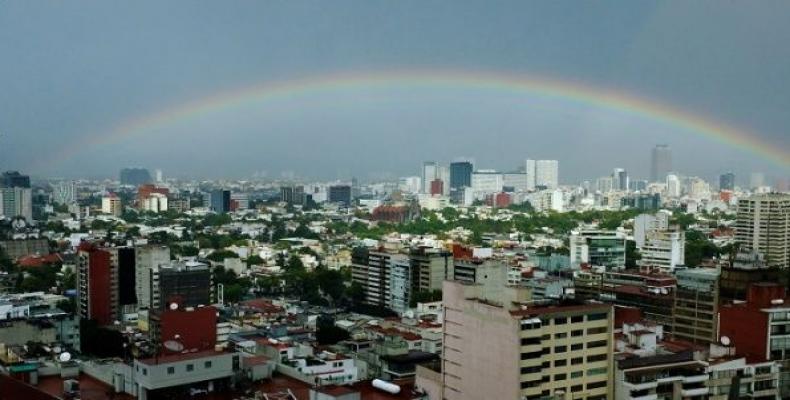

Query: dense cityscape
left=0, top=145, right=788, bottom=400
left=3, top=2, right=790, bottom=400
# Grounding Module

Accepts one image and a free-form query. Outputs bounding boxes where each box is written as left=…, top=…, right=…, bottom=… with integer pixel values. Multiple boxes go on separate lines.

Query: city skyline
left=1, top=2, right=789, bottom=181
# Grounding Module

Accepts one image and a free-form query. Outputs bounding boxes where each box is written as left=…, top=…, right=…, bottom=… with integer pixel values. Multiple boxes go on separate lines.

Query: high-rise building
left=612, top=168, right=629, bottom=191
left=155, top=169, right=163, bottom=183
left=449, top=161, right=473, bottom=190
left=328, top=185, right=352, bottom=207
left=1, top=171, right=30, bottom=188
left=672, top=268, right=719, bottom=345
left=150, top=261, right=213, bottom=311
left=529, top=159, right=559, bottom=189
left=206, top=189, right=231, bottom=213
left=77, top=243, right=116, bottom=326
left=101, top=194, right=123, bottom=216
left=409, top=247, right=452, bottom=293
left=352, top=246, right=453, bottom=313
left=119, top=168, right=152, bottom=186
left=735, top=194, right=790, bottom=269
left=439, top=280, right=613, bottom=400
left=108, top=247, right=137, bottom=314
left=280, top=185, right=305, bottom=205
left=720, top=172, right=736, bottom=191
left=665, top=174, right=681, bottom=198
left=650, top=145, right=672, bottom=182
left=525, top=159, right=536, bottom=190
left=470, top=170, right=503, bottom=199
left=422, top=162, right=439, bottom=194
left=0, top=187, right=33, bottom=221
left=351, top=247, right=396, bottom=308
left=136, top=245, right=171, bottom=309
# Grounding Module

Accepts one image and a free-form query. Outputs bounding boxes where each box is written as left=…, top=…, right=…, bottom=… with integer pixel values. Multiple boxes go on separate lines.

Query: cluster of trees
left=331, top=208, right=645, bottom=245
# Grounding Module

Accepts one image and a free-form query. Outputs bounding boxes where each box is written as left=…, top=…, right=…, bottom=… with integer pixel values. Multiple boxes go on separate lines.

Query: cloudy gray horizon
left=1, top=1, right=788, bottom=184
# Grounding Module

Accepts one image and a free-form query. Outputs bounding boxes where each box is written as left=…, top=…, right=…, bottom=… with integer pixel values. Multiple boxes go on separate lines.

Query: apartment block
left=673, top=268, right=719, bottom=345
left=441, top=280, right=613, bottom=400
left=735, top=194, right=790, bottom=269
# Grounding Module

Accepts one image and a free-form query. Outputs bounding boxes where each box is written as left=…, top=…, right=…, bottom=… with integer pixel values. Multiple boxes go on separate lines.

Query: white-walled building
left=101, top=194, right=123, bottom=216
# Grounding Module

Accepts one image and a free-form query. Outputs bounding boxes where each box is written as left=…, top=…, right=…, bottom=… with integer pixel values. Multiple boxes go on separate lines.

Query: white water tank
left=372, top=379, right=400, bottom=394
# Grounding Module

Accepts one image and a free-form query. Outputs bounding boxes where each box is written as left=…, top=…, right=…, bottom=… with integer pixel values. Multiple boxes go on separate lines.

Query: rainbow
left=45, top=69, right=790, bottom=170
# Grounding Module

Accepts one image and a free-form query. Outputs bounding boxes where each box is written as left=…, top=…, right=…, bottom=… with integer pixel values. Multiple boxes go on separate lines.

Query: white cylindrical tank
left=372, top=379, right=400, bottom=394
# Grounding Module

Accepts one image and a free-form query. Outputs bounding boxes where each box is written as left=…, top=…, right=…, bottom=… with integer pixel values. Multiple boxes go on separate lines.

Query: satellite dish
left=59, top=352, right=72, bottom=362
left=721, top=336, right=731, bottom=346
left=163, top=340, right=184, bottom=352
left=169, top=302, right=179, bottom=311
left=53, top=346, right=62, bottom=354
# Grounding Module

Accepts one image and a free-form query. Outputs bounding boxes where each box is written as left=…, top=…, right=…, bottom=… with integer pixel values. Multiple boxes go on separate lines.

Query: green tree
left=206, top=249, right=239, bottom=262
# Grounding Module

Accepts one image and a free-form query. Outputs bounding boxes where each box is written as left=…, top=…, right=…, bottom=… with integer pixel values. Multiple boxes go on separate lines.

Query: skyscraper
left=119, top=167, right=152, bottom=186
left=0, top=187, right=32, bottom=221
left=612, top=168, right=628, bottom=191
left=526, top=159, right=558, bottom=189
left=328, top=185, right=352, bottom=207
left=650, top=145, right=672, bottom=182
left=422, top=161, right=438, bottom=194
left=1, top=171, right=30, bottom=188
left=719, top=172, right=736, bottom=191
left=207, top=189, right=231, bottom=213
left=449, top=161, right=473, bottom=190
left=525, top=159, right=536, bottom=190
left=532, top=159, right=559, bottom=189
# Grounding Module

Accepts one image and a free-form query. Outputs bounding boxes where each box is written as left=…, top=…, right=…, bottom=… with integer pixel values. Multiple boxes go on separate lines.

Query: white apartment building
left=101, top=195, right=123, bottom=216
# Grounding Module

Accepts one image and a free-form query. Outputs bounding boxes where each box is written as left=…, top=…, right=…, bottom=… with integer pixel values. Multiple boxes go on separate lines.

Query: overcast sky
left=0, top=1, right=788, bottom=183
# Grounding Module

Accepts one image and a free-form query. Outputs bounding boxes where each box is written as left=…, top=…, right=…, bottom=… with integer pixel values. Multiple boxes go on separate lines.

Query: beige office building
left=441, top=280, right=613, bottom=400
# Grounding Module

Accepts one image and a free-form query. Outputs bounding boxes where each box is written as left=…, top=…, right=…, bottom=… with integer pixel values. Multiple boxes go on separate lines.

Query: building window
left=554, top=373, right=566, bottom=381
left=587, top=354, right=607, bottom=363
left=587, top=327, right=607, bottom=335
left=555, top=332, right=567, bottom=339
left=554, top=345, right=567, bottom=353
left=186, top=364, right=194, bottom=372
left=571, top=384, right=583, bottom=392
left=143, top=368, right=147, bottom=376
left=570, top=371, right=583, bottom=379
left=204, top=361, right=212, bottom=368
left=571, top=357, right=583, bottom=365
left=554, top=317, right=567, bottom=325
left=587, top=313, right=607, bottom=321
left=167, top=367, right=174, bottom=375
left=570, top=315, right=583, bottom=323
left=587, top=340, right=607, bottom=349
left=571, top=329, right=584, bottom=337
left=571, top=343, right=583, bottom=351
left=588, top=367, right=607, bottom=376
left=554, top=359, right=566, bottom=367
left=586, top=381, right=607, bottom=390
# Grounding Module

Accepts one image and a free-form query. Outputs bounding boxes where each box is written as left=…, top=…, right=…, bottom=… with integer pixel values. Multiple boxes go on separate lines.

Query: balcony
left=623, top=381, right=658, bottom=391
left=682, top=374, right=708, bottom=383
left=681, top=387, right=709, bottom=397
